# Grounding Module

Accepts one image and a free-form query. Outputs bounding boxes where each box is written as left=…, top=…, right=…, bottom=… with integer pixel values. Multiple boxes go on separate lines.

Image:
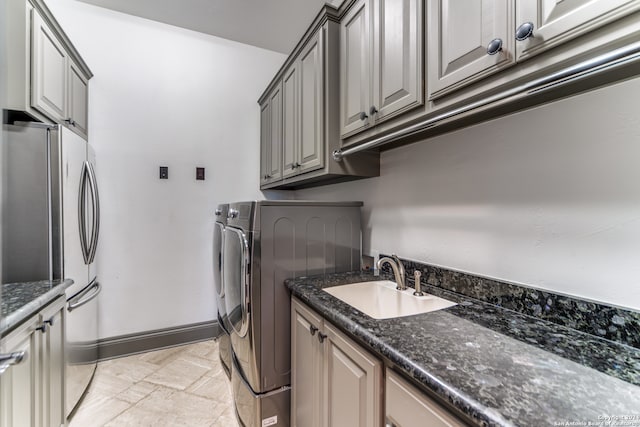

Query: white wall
left=297, top=76, right=640, bottom=311
left=47, top=0, right=287, bottom=338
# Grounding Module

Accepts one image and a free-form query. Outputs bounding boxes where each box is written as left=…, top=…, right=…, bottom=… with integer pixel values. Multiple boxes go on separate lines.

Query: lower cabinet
left=39, top=297, right=66, bottom=427
left=291, top=297, right=383, bottom=427
left=0, top=296, right=66, bottom=427
left=386, top=370, right=465, bottom=427
left=0, top=315, right=39, bottom=427
left=292, top=297, right=468, bottom=427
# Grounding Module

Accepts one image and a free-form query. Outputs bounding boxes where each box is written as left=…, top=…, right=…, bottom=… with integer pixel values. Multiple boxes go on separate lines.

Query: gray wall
left=297, top=76, right=640, bottom=311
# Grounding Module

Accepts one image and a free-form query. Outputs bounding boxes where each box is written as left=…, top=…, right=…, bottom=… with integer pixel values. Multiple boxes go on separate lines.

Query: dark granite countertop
left=286, top=272, right=640, bottom=427
left=1, top=279, right=73, bottom=336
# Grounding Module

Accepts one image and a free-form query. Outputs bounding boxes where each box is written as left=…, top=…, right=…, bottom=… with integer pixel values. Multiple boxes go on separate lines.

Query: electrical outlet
left=362, top=255, right=374, bottom=271
left=159, top=166, right=168, bottom=179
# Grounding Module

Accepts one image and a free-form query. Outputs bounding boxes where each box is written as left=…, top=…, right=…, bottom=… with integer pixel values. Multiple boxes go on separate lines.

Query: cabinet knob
left=359, top=111, right=368, bottom=121
left=369, top=106, right=378, bottom=116
left=228, top=209, right=239, bottom=219
left=309, top=325, right=318, bottom=336
left=317, top=332, right=327, bottom=343
left=515, top=22, right=535, bottom=41
left=36, top=323, right=48, bottom=333
left=486, top=38, right=503, bottom=55
left=44, top=317, right=54, bottom=327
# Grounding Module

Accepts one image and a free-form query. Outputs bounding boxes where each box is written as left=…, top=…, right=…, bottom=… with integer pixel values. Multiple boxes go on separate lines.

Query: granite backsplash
left=379, top=255, right=640, bottom=350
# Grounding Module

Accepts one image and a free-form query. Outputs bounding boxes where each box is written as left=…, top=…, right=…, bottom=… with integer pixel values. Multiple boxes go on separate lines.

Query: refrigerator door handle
left=86, top=162, right=100, bottom=264
left=78, top=161, right=91, bottom=264
left=68, top=279, right=101, bottom=312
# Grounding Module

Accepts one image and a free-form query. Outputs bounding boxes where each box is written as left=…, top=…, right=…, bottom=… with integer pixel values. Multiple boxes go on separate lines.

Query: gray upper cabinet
left=515, top=0, right=640, bottom=61
left=258, top=5, right=380, bottom=190
left=341, top=0, right=424, bottom=137
left=31, top=7, right=68, bottom=122
left=427, top=0, right=640, bottom=101
left=427, top=0, right=514, bottom=100
left=4, top=0, right=92, bottom=138
left=297, top=30, right=324, bottom=174
left=260, top=100, right=271, bottom=185
left=260, top=84, right=283, bottom=185
left=67, top=60, right=89, bottom=139
left=282, top=63, right=299, bottom=178
left=371, top=0, right=424, bottom=122
left=282, top=29, right=324, bottom=179
left=340, top=0, right=372, bottom=136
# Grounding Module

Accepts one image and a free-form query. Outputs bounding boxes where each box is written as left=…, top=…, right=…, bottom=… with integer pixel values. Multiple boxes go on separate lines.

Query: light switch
left=196, top=167, right=205, bottom=181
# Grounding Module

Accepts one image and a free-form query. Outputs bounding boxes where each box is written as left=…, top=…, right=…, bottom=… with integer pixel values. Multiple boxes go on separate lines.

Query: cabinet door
left=386, top=370, right=465, bottom=427
left=31, top=9, right=67, bottom=122
left=291, top=299, right=324, bottom=427
left=40, top=298, right=66, bottom=427
left=0, top=317, right=39, bottom=427
left=372, top=0, right=423, bottom=122
left=427, top=0, right=514, bottom=100
left=282, top=64, right=300, bottom=178
left=298, top=29, right=325, bottom=175
left=515, top=0, right=640, bottom=61
left=260, top=100, right=272, bottom=186
left=262, top=85, right=283, bottom=184
left=340, top=0, right=372, bottom=137
left=68, top=60, right=89, bottom=139
left=323, top=322, right=382, bottom=427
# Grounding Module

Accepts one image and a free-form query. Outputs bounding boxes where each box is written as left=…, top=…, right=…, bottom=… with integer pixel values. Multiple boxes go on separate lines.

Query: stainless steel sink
left=323, top=280, right=456, bottom=319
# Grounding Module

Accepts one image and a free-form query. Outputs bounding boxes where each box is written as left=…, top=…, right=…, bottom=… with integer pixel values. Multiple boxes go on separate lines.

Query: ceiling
left=77, top=0, right=334, bottom=54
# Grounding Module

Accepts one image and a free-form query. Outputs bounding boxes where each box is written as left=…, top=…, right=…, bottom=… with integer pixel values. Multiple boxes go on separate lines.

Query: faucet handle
left=413, top=270, right=424, bottom=296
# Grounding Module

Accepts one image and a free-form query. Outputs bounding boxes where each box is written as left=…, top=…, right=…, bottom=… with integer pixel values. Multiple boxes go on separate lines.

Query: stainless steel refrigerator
left=3, top=122, right=101, bottom=419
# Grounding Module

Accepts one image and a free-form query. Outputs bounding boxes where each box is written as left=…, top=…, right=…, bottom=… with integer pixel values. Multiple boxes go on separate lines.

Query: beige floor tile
left=177, top=353, right=220, bottom=372
left=211, top=404, right=240, bottom=427
left=87, top=367, right=135, bottom=398
left=69, top=395, right=130, bottom=427
left=138, top=345, right=186, bottom=367
left=107, top=386, right=225, bottom=426
left=144, top=356, right=210, bottom=390
left=99, top=355, right=160, bottom=382
left=185, top=340, right=219, bottom=360
left=117, top=381, right=158, bottom=404
left=71, top=340, right=239, bottom=427
left=186, top=371, right=232, bottom=403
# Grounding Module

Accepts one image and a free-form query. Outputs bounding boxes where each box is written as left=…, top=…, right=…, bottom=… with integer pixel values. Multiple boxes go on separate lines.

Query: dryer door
left=223, top=226, right=251, bottom=338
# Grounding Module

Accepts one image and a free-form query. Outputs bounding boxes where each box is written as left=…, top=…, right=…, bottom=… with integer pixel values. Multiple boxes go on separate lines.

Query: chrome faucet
left=377, top=254, right=406, bottom=290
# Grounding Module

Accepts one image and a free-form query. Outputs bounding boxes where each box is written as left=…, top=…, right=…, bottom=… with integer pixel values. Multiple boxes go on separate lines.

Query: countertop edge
left=1, top=279, right=74, bottom=337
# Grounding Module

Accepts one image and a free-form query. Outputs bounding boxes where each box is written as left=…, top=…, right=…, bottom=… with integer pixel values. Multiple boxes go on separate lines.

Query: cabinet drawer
left=386, top=370, right=465, bottom=427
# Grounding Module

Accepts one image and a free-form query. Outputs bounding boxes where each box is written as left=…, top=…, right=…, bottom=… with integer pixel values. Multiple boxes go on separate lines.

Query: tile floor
left=69, top=339, right=239, bottom=427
